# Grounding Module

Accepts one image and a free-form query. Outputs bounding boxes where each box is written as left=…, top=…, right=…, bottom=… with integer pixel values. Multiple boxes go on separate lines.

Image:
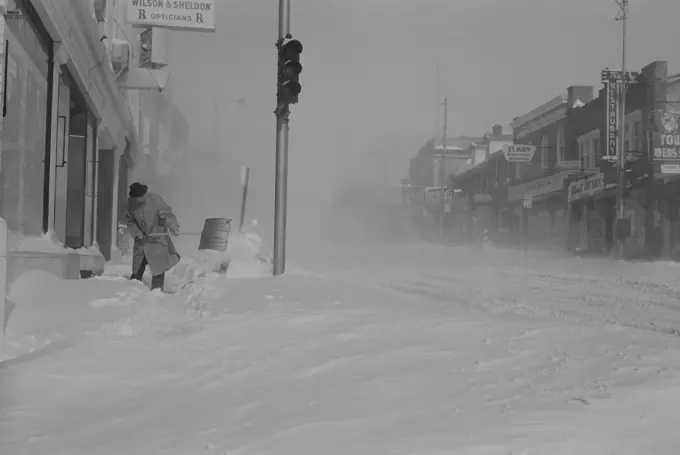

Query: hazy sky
left=164, top=0, right=680, bottom=228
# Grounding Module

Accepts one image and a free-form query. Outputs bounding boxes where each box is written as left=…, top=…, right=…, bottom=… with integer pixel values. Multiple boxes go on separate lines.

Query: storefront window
left=1, top=3, right=52, bottom=236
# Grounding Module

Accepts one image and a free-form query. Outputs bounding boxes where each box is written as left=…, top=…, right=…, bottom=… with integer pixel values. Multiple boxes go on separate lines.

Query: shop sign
left=652, top=133, right=680, bottom=160
left=651, top=112, right=680, bottom=161
left=126, top=0, right=216, bottom=32
left=605, top=78, right=619, bottom=160
left=502, top=144, right=536, bottom=162
left=661, top=164, right=680, bottom=174
left=424, top=187, right=452, bottom=206
left=600, top=69, right=639, bottom=83
left=567, top=172, right=605, bottom=203
left=555, top=160, right=581, bottom=171
left=508, top=173, right=566, bottom=202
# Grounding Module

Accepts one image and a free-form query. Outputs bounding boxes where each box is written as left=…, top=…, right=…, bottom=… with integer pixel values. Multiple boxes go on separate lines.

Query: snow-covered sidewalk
left=0, top=232, right=271, bottom=362
left=0, top=270, right=155, bottom=362
left=2, top=241, right=680, bottom=454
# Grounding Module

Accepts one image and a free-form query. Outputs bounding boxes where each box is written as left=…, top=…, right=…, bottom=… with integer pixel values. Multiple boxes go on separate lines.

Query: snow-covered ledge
left=7, top=233, right=80, bottom=283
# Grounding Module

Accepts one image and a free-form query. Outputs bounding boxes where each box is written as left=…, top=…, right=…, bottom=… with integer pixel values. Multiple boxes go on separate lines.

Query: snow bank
left=1, top=271, right=148, bottom=360
left=11, top=232, right=72, bottom=253
left=224, top=230, right=272, bottom=278
left=75, top=244, right=103, bottom=256
left=1, top=271, right=222, bottom=360
left=7, top=270, right=63, bottom=304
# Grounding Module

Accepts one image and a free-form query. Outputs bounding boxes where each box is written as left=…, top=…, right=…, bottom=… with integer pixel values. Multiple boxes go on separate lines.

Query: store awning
left=116, top=67, right=171, bottom=91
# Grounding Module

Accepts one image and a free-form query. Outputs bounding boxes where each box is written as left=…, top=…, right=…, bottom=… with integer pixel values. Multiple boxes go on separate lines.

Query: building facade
left=451, top=61, right=680, bottom=258
left=0, top=0, right=140, bottom=283
left=0, top=0, right=188, bottom=286
left=566, top=61, right=667, bottom=258
left=453, top=87, right=594, bottom=246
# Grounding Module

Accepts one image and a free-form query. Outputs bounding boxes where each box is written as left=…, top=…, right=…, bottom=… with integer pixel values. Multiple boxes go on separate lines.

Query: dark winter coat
left=125, top=193, right=181, bottom=276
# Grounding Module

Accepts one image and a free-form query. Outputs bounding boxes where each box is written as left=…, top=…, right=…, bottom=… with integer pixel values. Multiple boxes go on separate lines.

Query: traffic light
left=277, top=34, right=303, bottom=105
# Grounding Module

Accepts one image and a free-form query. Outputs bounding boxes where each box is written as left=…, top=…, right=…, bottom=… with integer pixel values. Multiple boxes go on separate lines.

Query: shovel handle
left=148, top=232, right=202, bottom=237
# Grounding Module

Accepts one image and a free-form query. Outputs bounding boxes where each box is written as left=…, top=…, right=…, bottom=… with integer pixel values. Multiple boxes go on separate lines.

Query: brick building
left=567, top=61, right=673, bottom=258
left=453, top=87, right=594, bottom=246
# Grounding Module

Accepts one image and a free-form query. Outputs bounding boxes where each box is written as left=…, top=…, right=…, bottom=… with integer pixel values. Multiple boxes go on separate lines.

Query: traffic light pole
left=273, top=0, right=291, bottom=276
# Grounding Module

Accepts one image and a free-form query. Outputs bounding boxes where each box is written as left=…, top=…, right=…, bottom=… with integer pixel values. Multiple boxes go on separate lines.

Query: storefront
left=648, top=111, right=680, bottom=258
left=507, top=173, right=569, bottom=247
left=1, top=0, right=53, bottom=240
left=52, top=68, right=99, bottom=249
left=567, top=172, right=615, bottom=253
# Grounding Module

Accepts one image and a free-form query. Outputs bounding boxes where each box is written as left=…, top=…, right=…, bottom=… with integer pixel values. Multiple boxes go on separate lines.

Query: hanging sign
left=502, top=144, right=536, bottom=162
left=605, top=78, right=619, bottom=160
left=652, top=112, right=680, bottom=161
left=126, top=0, right=217, bottom=31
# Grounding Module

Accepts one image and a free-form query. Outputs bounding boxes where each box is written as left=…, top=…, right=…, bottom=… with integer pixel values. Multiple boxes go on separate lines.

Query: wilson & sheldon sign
left=127, top=0, right=216, bottom=31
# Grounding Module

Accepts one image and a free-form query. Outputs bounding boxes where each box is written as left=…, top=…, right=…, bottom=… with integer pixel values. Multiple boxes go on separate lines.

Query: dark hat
left=129, top=182, right=148, bottom=198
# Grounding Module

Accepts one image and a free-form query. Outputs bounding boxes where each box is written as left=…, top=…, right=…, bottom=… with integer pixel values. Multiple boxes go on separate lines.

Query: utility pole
left=440, top=97, right=448, bottom=238
left=615, top=0, right=629, bottom=254
left=273, top=0, right=303, bottom=275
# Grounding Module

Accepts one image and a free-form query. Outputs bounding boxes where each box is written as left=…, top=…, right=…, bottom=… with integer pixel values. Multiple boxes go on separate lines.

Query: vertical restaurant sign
left=606, top=79, right=619, bottom=160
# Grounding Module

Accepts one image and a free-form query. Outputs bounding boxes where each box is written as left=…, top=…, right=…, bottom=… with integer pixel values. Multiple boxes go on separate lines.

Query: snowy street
left=2, top=242, right=680, bottom=454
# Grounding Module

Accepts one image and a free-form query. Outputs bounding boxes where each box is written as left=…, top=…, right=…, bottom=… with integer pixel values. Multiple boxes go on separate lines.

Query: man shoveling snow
left=126, top=182, right=181, bottom=292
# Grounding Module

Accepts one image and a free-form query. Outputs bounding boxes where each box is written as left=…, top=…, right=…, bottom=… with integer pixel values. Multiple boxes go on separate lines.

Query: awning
left=116, top=67, right=171, bottom=91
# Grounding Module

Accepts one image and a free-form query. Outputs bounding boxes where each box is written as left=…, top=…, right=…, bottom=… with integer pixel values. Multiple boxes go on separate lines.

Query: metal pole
left=239, top=166, right=250, bottom=232
left=273, top=0, right=291, bottom=276
left=435, top=64, right=440, bottom=140
left=618, top=0, right=628, bottom=218
left=615, top=0, right=628, bottom=254
left=440, top=97, right=448, bottom=238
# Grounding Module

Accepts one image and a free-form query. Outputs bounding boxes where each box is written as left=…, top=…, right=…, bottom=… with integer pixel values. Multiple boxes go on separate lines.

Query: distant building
left=408, top=135, right=485, bottom=189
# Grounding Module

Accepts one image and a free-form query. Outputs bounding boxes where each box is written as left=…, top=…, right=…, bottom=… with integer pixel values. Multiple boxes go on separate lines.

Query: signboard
left=502, top=144, right=536, bottom=162
left=508, top=173, right=567, bottom=202
left=605, top=78, right=619, bottom=160
left=651, top=112, right=680, bottom=161
left=126, top=0, right=216, bottom=31
left=567, top=173, right=605, bottom=203
left=600, top=69, right=639, bottom=83
left=652, top=133, right=680, bottom=160
left=661, top=164, right=680, bottom=174
left=555, top=160, right=581, bottom=171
